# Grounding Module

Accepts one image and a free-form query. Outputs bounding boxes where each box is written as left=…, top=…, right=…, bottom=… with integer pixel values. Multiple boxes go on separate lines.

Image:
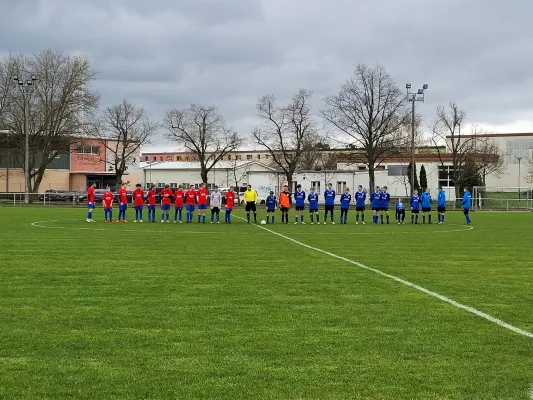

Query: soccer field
left=1, top=207, right=532, bottom=399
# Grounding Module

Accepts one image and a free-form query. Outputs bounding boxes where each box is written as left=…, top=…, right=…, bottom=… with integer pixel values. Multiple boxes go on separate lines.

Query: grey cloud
left=2, top=0, right=533, bottom=146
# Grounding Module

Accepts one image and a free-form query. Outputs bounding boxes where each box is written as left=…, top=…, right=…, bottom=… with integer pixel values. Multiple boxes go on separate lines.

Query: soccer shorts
left=324, top=205, right=334, bottom=212
left=134, top=205, right=143, bottom=210
left=245, top=202, right=257, bottom=212
left=175, top=206, right=183, bottom=211
left=295, top=205, right=304, bottom=211
left=380, top=207, right=389, bottom=212
left=422, top=207, right=431, bottom=213
left=280, top=206, right=290, bottom=212
left=412, top=209, right=420, bottom=214
left=104, top=207, right=112, bottom=212
left=341, top=207, right=349, bottom=212
left=267, top=208, right=275, bottom=213
left=309, top=207, right=318, bottom=213
left=161, top=204, right=170, bottom=211
left=437, top=206, right=446, bottom=213
left=186, top=204, right=195, bottom=212
left=119, top=204, right=127, bottom=211
left=87, top=203, right=94, bottom=209
left=372, top=207, right=380, bottom=211
left=225, top=207, right=233, bottom=213
left=198, top=204, right=207, bottom=210
left=211, top=207, right=220, bottom=213
left=355, top=206, right=365, bottom=212
left=148, top=205, right=156, bottom=211
left=463, top=208, right=469, bottom=215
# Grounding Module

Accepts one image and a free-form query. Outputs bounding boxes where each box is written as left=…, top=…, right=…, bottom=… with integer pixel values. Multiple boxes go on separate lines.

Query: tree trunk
left=200, top=168, right=208, bottom=185
left=454, top=184, right=461, bottom=209
left=116, top=173, right=123, bottom=190
left=285, top=173, right=293, bottom=191
left=368, top=164, right=375, bottom=192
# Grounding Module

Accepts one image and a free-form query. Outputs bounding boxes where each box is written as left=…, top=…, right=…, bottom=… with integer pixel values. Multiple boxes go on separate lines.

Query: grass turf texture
left=1, top=207, right=532, bottom=400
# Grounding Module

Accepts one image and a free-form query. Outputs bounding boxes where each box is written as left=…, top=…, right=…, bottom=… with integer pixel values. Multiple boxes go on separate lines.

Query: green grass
left=1, top=207, right=532, bottom=399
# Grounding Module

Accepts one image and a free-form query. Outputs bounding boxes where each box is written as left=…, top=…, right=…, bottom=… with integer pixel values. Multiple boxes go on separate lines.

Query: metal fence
left=472, top=187, right=533, bottom=211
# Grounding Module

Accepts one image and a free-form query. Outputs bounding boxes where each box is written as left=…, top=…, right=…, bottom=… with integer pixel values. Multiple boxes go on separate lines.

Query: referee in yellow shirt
left=243, top=184, right=258, bottom=223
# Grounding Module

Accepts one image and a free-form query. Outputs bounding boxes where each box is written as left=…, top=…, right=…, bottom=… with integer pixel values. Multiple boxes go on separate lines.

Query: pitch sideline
left=235, top=216, right=533, bottom=339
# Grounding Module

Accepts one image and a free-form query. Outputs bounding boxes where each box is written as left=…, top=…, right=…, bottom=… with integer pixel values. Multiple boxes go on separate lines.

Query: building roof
left=445, top=132, right=533, bottom=139
left=139, top=160, right=277, bottom=171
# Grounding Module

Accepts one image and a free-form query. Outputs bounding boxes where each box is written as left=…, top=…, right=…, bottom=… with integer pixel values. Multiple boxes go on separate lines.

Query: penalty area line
left=236, top=216, right=533, bottom=340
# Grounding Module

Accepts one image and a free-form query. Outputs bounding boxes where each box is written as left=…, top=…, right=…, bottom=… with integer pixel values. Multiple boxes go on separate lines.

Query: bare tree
left=165, top=104, right=242, bottom=184
left=471, top=135, right=506, bottom=185
left=91, top=99, right=158, bottom=187
left=321, top=64, right=409, bottom=190
left=253, top=89, right=315, bottom=187
left=1, top=50, right=99, bottom=194
left=431, top=103, right=473, bottom=201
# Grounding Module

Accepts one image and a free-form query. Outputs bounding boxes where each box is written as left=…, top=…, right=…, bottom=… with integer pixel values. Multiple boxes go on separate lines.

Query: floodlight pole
left=13, top=74, right=37, bottom=203
left=406, top=83, right=428, bottom=195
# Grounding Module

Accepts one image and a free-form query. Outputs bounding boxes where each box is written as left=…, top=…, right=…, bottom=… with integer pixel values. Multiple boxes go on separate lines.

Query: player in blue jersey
left=420, top=188, right=433, bottom=224
left=339, top=187, right=352, bottom=224
left=395, top=199, right=406, bottom=224
left=265, top=191, right=277, bottom=224
left=324, top=183, right=336, bottom=224
left=354, top=185, right=366, bottom=225
left=308, top=187, right=320, bottom=224
left=370, top=186, right=382, bottom=225
left=437, top=186, right=446, bottom=224
left=461, top=187, right=472, bottom=224
left=410, top=190, right=421, bottom=224
left=379, top=186, right=391, bottom=224
left=294, top=184, right=306, bottom=224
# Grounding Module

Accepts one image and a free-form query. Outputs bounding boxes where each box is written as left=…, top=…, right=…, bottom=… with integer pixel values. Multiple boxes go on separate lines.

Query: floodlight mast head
left=406, top=83, right=411, bottom=89
left=423, top=84, right=428, bottom=89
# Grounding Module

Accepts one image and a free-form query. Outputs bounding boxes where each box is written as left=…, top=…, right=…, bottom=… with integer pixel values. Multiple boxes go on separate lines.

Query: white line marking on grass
left=30, top=220, right=219, bottom=233
left=528, top=386, right=533, bottom=400
left=235, top=216, right=533, bottom=339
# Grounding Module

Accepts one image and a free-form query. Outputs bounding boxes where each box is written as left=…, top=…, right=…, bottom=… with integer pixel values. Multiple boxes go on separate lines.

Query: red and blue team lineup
left=85, top=181, right=473, bottom=226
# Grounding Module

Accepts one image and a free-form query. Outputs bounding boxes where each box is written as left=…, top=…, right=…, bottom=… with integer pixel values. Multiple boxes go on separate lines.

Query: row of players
left=85, top=182, right=473, bottom=225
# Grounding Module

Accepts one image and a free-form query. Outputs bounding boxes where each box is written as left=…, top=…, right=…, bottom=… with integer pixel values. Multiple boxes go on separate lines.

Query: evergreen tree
left=419, top=164, right=428, bottom=192
left=407, top=161, right=420, bottom=193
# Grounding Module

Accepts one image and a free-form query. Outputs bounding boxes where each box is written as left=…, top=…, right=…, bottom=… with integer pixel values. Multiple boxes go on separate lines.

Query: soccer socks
left=135, top=210, right=139, bottom=220
left=386, top=214, right=389, bottom=224
left=109, top=210, right=112, bottom=221
left=373, top=215, right=378, bottom=224
left=216, top=213, right=219, bottom=223
left=272, top=215, right=275, bottom=223
left=380, top=215, right=384, bottom=224
left=422, top=215, right=426, bottom=224
left=415, top=214, right=419, bottom=223
left=253, top=213, right=257, bottom=223
left=202, top=215, right=206, bottom=223
left=295, top=216, right=299, bottom=223
left=441, top=214, right=445, bottom=223
left=361, top=213, right=364, bottom=222
left=310, top=214, right=313, bottom=223
left=411, top=214, right=415, bottom=223
left=88, top=210, right=92, bottom=220
left=300, top=214, right=304, bottom=222
left=247, top=212, right=250, bottom=222
left=428, top=215, right=432, bottom=224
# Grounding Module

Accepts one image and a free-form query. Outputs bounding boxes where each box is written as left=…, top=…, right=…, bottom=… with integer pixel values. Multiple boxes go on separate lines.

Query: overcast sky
left=2, top=0, right=532, bottom=150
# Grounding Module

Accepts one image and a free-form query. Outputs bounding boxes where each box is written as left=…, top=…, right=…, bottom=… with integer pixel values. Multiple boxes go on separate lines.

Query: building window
left=169, top=182, right=177, bottom=188
left=145, top=156, right=150, bottom=161
left=236, top=155, right=242, bottom=161
left=157, top=183, right=166, bottom=188
left=311, top=181, right=321, bottom=193
left=146, top=182, right=153, bottom=188
left=438, top=166, right=455, bottom=188
left=357, top=166, right=366, bottom=171
left=257, top=154, right=261, bottom=160
left=176, top=156, right=181, bottom=161
left=337, top=181, right=347, bottom=193
left=166, top=156, right=172, bottom=161
left=76, top=145, right=100, bottom=155
left=247, top=154, right=253, bottom=160
left=387, top=164, right=408, bottom=176
left=159, top=156, right=163, bottom=161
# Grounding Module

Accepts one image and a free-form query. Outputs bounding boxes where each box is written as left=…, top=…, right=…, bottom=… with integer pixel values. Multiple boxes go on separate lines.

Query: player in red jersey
left=86, top=182, right=96, bottom=222
left=160, top=184, right=173, bottom=223
left=196, top=183, right=209, bottom=223
left=146, top=185, right=157, bottom=223
left=173, top=185, right=185, bottom=224
left=102, top=186, right=115, bottom=222
left=184, top=184, right=197, bottom=223
left=132, top=183, right=145, bottom=223
left=117, top=183, right=128, bottom=222
left=225, top=186, right=236, bottom=223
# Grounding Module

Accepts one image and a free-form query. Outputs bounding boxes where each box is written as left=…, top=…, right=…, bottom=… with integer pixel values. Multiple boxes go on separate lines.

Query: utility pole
left=13, top=75, right=37, bottom=203
left=405, top=83, right=428, bottom=195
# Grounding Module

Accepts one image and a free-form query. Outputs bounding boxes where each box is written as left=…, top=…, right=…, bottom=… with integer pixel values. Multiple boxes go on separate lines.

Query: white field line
left=235, top=216, right=533, bottom=339
left=30, top=219, right=473, bottom=236
left=30, top=220, right=219, bottom=234
left=529, top=386, right=533, bottom=400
